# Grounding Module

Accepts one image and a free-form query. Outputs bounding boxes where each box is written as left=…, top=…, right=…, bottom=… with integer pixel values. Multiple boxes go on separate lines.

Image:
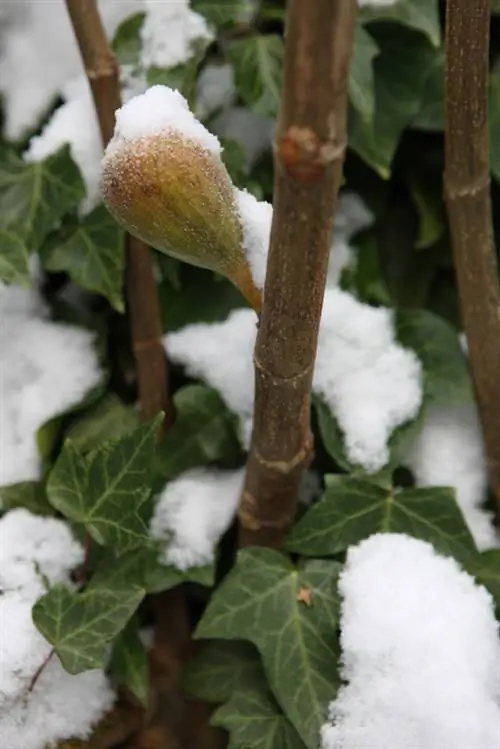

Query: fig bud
left=100, top=86, right=262, bottom=312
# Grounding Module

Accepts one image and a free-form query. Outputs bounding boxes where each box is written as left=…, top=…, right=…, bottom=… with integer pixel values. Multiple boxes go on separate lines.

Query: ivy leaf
left=285, top=476, right=478, bottom=565
left=0, top=481, right=55, bottom=517
left=349, top=25, right=379, bottom=122
left=47, top=417, right=161, bottom=554
left=473, top=550, right=500, bottom=609
left=65, top=395, right=140, bottom=454
left=196, top=549, right=341, bottom=749
left=147, top=43, right=208, bottom=108
left=228, top=34, right=283, bottom=118
left=112, top=12, right=145, bottom=66
left=348, top=29, right=439, bottom=176
left=213, top=687, right=307, bottom=749
left=155, top=385, right=240, bottom=480
left=412, top=51, right=444, bottom=131
left=41, top=205, right=125, bottom=312
left=193, top=0, right=253, bottom=27
left=184, top=641, right=266, bottom=702
left=110, top=618, right=150, bottom=707
left=359, top=0, right=441, bottom=47
left=0, top=146, right=85, bottom=249
left=407, top=176, right=445, bottom=248
left=395, top=309, right=473, bottom=405
left=0, top=230, right=31, bottom=286
left=33, top=578, right=145, bottom=674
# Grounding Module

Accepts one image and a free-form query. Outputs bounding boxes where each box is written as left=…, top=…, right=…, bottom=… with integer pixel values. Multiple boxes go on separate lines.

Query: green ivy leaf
left=65, top=395, right=140, bottom=454
left=348, top=29, right=439, bottom=176
left=285, top=476, right=478, bottom=565
left=112, top=12, right=145, bottom=66
left=0, top=146, right=85, bottom=249
left=0, top=230, right=31, bottom=286
left=110, top=617, right=150, bottom=707
left=184, top=641, right=266, bottom=702
left=156, top=385, right=240, bottom=480
left=359, top=0, right=441, bottom=47
left=41, top=205, right=125, bottom=312
left=33, top=578, right=145, bottom=674
left=407, top=176, right=445, bottom=248
left=47, top=417, right=161, bottom=554
left=148, top=43, right=208, bottom=108
left=0, top=481, right=55, bottom=517
left=196, top=549, right=341, bottom=749
left=349, top=25, right=379, bottom=122
left=213, top=687, right=307, bottom=749
left=192, top=0, right=252, bottom=27
left=412, top=51, right=444, bottom=131
left=395, top=309, right=473, bottom=405
left=472, top=549, right=500, bottom=609
left=228, top=34, right=283, bottom=118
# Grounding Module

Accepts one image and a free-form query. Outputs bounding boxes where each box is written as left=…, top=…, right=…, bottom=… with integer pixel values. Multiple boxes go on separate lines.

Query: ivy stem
left=444, top=0, right=500, bottom=518
left=238, top=0, right=357, bottom=547
left=27, top=648, right=55, bottom=695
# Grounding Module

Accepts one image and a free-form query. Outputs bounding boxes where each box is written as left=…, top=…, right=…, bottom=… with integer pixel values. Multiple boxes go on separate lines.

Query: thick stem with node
left=444, top=0, right=500, bottom=517
left=239, top=0, right=357, bottom=548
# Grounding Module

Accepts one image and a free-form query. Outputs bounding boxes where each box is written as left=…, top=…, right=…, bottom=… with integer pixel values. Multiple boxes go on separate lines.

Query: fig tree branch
left=444, top=0, right=500, bottom=517
left=238, top=0, right=357, bottom=547
left=64, top=0, right=172, bottom=425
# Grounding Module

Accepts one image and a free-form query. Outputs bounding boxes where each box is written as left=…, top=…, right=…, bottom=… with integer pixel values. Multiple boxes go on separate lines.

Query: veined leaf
left=395, top=309, right=473, bottom=405
left=228, top=34, right=283, bottom=118
left=33, top=578, right=145, bottom=674
left=349, top=25, right=379, bottom=122
left=196, top=548, right=341, bottom=749
left=472, top=549, right=500, bottom=609
left=285, top=476, right=478, bottom=565
left=184, top=640, right=266, bottom=702
left=359, top=0, right=441, bottom=47
left=213, top=687, right=307, bottom=749
left=65, top=395, right=140, bottom=454
left=47, top=417, right=161, bottom=554
left=0, top=230, right=31, bottom=286
left=112, top=12, right=145, bottom=66
left=155, top=385, right=240, bottom=479
left=0, top=481, right=55, bottom=517
left=0, top=146, right=84, bottom=249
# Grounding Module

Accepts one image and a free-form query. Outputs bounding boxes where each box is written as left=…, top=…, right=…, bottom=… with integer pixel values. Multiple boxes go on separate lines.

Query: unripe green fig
left=100, top=87, right=262, bottom=312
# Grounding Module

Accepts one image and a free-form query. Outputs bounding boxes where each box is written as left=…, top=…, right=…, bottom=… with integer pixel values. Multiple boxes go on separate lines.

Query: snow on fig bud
left=100, top=86, right=262, bottom=312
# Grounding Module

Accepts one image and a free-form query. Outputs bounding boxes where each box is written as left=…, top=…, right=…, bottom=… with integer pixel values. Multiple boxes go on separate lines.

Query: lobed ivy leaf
left=0, top=230, right=31, bottom=286
left=359, top=0, right=441, bottom=47
left=0, top=481, right=55, bottom=517
left=155, top=385, right=240, bottom=480
left=212, top=687, right=307, bottom=749
left=407, top=176, right=445, bottom=248
left=41, top=205, right=125, bottom=312
left=65, top=395, right=140, bottom=454
left=395, top=309, right=473, bottom=405
left=285, top=476, right=478, bottom=565
left=0, top=146, right=85, bottom=249
left=110, top=617, right=150, bottom=707
left=33, top=578, right=145, bottom=674
left=412, top=50, right=444, bottom=131
left=349, top=25, right=379, bottom=122
left=228, top=34, right=283, bottom=118
left=192, top=0, right=253, bottom=27
left=196, top=549, right=342, bottom=749
left=184, top=641, right=266, bottom=702
left=47, top=417, right=161, bottom=554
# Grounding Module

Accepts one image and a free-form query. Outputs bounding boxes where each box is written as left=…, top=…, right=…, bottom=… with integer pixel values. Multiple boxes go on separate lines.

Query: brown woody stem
left=444, top=0, right=500, bottom=516
left=238, top=0, right=357, bottom=547
left=64, top=0, right=172, bottom=425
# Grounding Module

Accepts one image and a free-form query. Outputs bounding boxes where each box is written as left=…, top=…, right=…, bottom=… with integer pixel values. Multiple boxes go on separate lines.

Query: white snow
left=106, top=85, right=221, bottom=157
left=406, top=403, right=499, bottom=551
left=140, top=0, right=212, bottom=70
left=0, top=270, right=102, bottom=488
left=327, top=192, right=373, bottom=287
left=0, top=509, right=115, bottom=749
left=167, top=287, right=422, bottom=472
left=358, top=0, right=398, bottom=7
left=322, top=533, right=500, bottom=749
left=0, top=0, right=142, bottom=140
left=0, top=508, right=84, bottom=595
left=196, top=63, right=236, bottom=119
left=150, top=468, right=243, bottom=570
left=235, top=189, right=273, bottom=290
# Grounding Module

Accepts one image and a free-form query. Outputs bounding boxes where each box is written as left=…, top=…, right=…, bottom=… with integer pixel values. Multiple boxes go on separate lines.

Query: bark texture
left=239, top=0, right=357, bottom=547
left=444, top=0, right=500, bottom=515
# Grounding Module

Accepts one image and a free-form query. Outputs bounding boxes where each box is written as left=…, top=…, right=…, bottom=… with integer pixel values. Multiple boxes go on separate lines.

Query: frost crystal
left=150, top=468, right=244, bottom=570
left=322, top=533, right=500, bottom=749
